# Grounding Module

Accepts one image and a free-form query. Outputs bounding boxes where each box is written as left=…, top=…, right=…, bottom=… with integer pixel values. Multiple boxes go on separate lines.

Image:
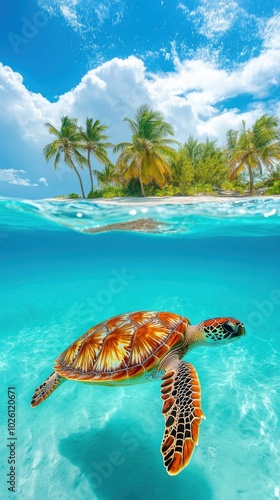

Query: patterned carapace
left=32, top=311, right=245, bottom=476
left=55, top=311, right=190, bottom=382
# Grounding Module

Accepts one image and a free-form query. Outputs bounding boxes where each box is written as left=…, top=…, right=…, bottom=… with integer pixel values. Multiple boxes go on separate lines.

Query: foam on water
left=0, top=196, right=280, bottom=236
left=0, top=197, right=280, bottom=500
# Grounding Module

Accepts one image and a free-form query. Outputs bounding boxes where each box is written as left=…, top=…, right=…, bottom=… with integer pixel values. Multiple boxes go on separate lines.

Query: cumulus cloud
left=148, top=26, right=280, bottom=104
left=38, top=177, right=48, bottom=186
left=0, top=64, right=57, bottom=137
left=0, top=169, right=38, bottom=186
left=197, top=105, right=268, bottom=139
left=1, top=35, right=279, bottom=146
left=0, top=13, right=279, bottom=197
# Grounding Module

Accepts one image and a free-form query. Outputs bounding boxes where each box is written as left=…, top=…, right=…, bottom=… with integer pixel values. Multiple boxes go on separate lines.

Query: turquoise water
left=0, top=197, right=280, bottom=500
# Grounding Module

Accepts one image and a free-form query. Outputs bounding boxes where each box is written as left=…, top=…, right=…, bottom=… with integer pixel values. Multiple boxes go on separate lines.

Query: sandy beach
left=49, top=195, right=279, bottom=205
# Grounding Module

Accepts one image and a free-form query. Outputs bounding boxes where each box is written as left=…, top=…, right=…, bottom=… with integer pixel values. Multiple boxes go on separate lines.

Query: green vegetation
left=43, top=116, right=111, bottom=198
left=93, top=163, right=118, bottom=186
left=169, top=137, right=227, bottom=195
left=226, top=115, right=280, bottom=194
left=114, top=105, right=178, bottom=196
left=43, top=109, right=280, bottom=198
left=67, top=193, right=80, bottom=199
left=44, top=116, right=87, bottom=198
left=78, top=118, right=113, bottom=192
left=265, top=181, right=280, bottom=195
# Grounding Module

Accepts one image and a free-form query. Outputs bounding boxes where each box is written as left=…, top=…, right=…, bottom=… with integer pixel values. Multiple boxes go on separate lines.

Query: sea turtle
left=31, top=311, right=245, bottom=475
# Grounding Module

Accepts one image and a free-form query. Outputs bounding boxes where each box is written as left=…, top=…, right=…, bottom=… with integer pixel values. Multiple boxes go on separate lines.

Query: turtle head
left=201, top=317, right=245, bottom=345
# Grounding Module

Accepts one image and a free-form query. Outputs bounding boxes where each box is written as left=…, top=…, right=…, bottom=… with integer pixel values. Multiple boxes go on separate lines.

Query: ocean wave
left=0, top=196, right=279, bottom=236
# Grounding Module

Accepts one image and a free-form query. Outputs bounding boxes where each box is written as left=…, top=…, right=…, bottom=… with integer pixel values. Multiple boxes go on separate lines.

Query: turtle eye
left=224, top=322, right=237, bottom=333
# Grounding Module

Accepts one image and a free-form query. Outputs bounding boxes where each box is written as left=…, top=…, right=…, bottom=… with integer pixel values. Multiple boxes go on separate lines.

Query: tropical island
left=43, top=105, right=280, bottom=200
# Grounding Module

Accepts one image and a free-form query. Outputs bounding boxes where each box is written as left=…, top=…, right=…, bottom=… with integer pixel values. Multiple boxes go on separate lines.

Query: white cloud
left=94, top=2, right=110, bottom=23
left=0, top=18, right=279, bottom=196
left=197, top=105, right=267, bottom=139
left=263, top=13, right=280, bottom=50
left=38, top=177, right=48, bottom=186
left=0, top=169, right=38, bottom=186
left=197, top=0, right=240, bottom=37
left=0, top=64, right=57, bottom=136
left=38, top=0, right=125, bottom=31
left=60, top=4, right=83, bottom=29
left=145, top=48, right=280, bottom=130
left=178, top=0, right=242, bottom=41
left=37, top=0, right=125, bottom=69
left=1, top=42, right=279, bottom=148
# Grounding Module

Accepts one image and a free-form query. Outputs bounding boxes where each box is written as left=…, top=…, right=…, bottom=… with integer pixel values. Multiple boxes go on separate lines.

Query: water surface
left=0, top=197, right=279, bottom=500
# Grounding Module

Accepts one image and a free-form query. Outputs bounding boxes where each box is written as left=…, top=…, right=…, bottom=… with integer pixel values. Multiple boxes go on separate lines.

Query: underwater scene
left=0, top=196, right=280, bottom=500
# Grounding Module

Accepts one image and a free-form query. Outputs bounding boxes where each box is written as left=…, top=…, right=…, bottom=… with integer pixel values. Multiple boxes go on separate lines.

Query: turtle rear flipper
left=31, top=372, right=65, bottom=407
left=160, top=361, right=205, bottom=475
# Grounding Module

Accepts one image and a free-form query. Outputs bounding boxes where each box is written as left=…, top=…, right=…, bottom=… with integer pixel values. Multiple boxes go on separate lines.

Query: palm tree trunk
left=88, top=152, right=94, bottom=192
left=72, top=164, right=86, bottom=198
left=248, top=164, right=254, bottom=194
left=139, top=177, right=146, bottom=196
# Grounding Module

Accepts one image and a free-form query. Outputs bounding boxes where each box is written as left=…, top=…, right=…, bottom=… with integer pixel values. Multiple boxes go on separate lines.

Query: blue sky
left=0, top=0, right=279, bottom=198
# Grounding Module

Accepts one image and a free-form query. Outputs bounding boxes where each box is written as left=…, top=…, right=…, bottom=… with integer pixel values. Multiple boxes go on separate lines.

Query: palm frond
left=54, top=151, right=61, bottom=170
left=113, top=142, right=133, bottom=153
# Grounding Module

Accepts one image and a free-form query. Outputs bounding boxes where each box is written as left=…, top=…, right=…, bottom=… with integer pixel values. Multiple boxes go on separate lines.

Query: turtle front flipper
left=31, top=372, right=65, bottom=407
left=160, top=361, right=205, bottom=475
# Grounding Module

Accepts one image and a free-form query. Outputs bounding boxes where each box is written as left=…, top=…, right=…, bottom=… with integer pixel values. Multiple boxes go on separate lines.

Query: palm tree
left=78, top=118, right=113, bottom=192
left=43, top=116, right=86, bottom=198
left=93, top=163, right=118, bottom=186
left=114, top=105, right=179, bottom=196
left=227, top=114, right=280, bottom=194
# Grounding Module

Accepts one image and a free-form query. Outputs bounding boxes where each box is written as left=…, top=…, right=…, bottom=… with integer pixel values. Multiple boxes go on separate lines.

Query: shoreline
left=46, top=195, right=280, bottom=206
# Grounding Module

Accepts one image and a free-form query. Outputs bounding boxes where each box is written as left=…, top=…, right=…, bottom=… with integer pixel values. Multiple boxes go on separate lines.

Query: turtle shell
left=54, top=311, right=189, bottom=383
